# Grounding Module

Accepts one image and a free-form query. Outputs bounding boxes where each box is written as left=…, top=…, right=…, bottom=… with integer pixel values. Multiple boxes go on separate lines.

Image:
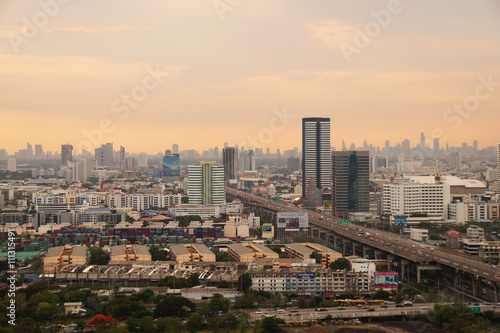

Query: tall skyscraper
left=26, top=142, right=33, bottom=157
left=7, top=158, right=16, bottom=172
left=95, top=143, right=113, bottom=167
left=163, top=153, right=180, bottom=177
left=331, top=151, right=370, bottom=217
left=497, top=143, right=500, bottom=193
left=61, top=144, right=73, bottom=165
left=172, top=144, right=179, bottom=155
left=420, top=132, right=425, bottom=148
left=119, top=146, right=126, bottom=172
left=223, top=147, right=238, bottom=184
left=35, top=145, right=43, bottom=158
left=73, top=159, right=93, bottom=182
left=448, top=152, right=462, bottom=170
left=188, top=161, right=225, bottom=205
left=302, top=117, right=331, bottom=201
left=433, top=138, right=440, bottom=155
left=287, top=157, right=300, bottom=172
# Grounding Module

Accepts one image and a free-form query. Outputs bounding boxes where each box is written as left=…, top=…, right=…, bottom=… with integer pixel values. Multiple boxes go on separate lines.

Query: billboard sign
left=277, top=212, right=308, bottom=228
left=297, top=272, right=315, bottom=279
left=163, top=155, right=180, bottom=177
left=394, top=215, right=407, bottom=227
left=262, top=224, right=273, bottom=235
left=323, top=200, right=331, bottom=209
left=374, top=272, right=399, bottom=288
left=447, top=230, right=460, bottom=237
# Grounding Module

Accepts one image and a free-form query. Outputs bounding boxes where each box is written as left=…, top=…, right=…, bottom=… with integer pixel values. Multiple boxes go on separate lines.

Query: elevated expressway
left=227, top=187, right=500, bottom=302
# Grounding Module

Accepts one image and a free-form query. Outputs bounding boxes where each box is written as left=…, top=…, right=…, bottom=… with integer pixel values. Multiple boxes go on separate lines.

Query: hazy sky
left=1, top=0, right=499, bottom=154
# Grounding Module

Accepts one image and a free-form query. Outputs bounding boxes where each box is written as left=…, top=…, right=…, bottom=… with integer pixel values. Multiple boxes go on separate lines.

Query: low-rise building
left=478, top=242, right=500, bottom=261
left=251, top=268, right=372, bottom=296
left=348, top=258, right=376, bottom=277
left=463, top=238, right=487, bottom=256
left=110, top=245, right=151, bottom=262
left=43, top=245, right=88, bottom=273
left=170, top=244, right=215, bottom=262
left=227, top=243, right=278, bottom=262
left=285, top=243, right=342, bottom=268
left=467, top=225, right=485, bottom=240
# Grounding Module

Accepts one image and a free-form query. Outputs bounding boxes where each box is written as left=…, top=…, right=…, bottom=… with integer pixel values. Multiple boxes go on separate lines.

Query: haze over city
left=1, top=1, right=500, bottom=154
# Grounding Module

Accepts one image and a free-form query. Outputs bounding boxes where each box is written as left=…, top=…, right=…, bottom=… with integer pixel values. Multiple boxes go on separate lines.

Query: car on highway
left=337, top=307, right=346, bottom=310
left=380, top=305, right=388, bottom=308
left=396, top=304, right=404, bottom=308
left=315, top=308, right=328, bottom=311
left=421, top=306, right=430, bottom=310
left=290, top=309, right=299, bottom=312
left=368, top=308, right=376, bottom=312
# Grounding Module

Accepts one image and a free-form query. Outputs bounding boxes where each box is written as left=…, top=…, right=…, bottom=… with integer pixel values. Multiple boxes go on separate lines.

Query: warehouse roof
left=170, top=244, right=191, bottom=256
left=228, top=244, right=254, bottom=256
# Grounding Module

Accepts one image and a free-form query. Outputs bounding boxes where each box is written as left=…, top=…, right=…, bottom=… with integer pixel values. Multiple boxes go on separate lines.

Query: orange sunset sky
left=1, top=1, right=499, bottom=154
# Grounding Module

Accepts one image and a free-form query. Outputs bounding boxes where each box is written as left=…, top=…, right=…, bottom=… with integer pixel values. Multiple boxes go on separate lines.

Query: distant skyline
left=1, top=1, right=499, bottom=154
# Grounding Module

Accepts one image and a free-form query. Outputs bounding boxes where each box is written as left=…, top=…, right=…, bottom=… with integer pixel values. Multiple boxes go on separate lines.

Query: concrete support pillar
left=494, top=282, right=498, bottom=304
left=343, top=238, right=347, bottom=255
left=417, top=268, right=421, bottom=283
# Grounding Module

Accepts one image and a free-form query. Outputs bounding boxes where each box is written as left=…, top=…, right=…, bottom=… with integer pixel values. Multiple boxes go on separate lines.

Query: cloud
left=42, top=25, right=158, bottom=34
left=0, top=54, right=188, bottom=82
left=306, top=20, right=357, bottom=50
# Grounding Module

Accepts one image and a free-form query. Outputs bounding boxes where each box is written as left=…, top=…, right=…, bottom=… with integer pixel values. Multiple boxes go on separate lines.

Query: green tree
left=261, top=317, right=284, bottom=333
left=89, top=247, right=110, bottom=265
left=330, top=258, right=350, bottom=270
left=149, top=246, right=167, bottom=261
left=153, top=296, right=195, bottom=318
left=188, top=273, right=199, bottom=286
left=155, top=317, right=183, bottom=333
left=217, top=280, right=232, bottom=288
left=185, top=313, right=204, bottom=333
left=216, top=251, right=231, bottom=262
left=237, top=273, right=252, bottom=292
left=309, top=251, right=323, bottom=264
left=35, top=302, right=58, bottom=322
left=374, top=290, right=390, bottom=300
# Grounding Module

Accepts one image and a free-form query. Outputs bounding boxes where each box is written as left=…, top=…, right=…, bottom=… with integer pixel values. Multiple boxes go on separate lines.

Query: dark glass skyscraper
left=331, top=151, right=370, bottom=217
left=222, top=147, right=238, bottom=184
left=302, top=117, right=331, bottom=202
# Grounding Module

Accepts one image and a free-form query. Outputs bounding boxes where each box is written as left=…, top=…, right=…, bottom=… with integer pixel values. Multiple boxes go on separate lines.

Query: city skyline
left=1, top=1, right=499, bottom=154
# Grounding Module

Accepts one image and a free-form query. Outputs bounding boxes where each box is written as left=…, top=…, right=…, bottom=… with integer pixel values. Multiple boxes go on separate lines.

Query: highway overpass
left=227, top=188, right=500, bottom=302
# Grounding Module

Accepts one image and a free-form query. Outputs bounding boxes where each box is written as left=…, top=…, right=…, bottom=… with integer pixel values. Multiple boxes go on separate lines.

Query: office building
left=35, top=144, right=43, bottom=158
left=188, top=161, right=225, bottom=205
left=125, top=157, right=137, bottom=170
left=137, top=153, right=148, bottom=167
left=383, top=179, right=451, bottom=219
left=222, top=147, right=238, bottom=184
left=172, top=143, right=179, bottom=155
left=287, top=157, right=300, bottom=172
left=61, top=144, right=73, bottom=165
left=370, top=155, right=388, bottom=174
left=163, top=154, right=180, bottom=177
left=302, top=117, right=331, bottom=201
left=433, top=138, right=440, bottom=154
left=498, top=143, right=500, bottom=193
left=448, top=152, right=462, bottom=170
left=95, top=143, right=113, bottom=167
left=73, top=159, right=92, bottom=182
left=331, top=151, right=370, bottom=216
left=7, top=158, right=16, bottom=172
left=119, top=146, right=125, bottom=172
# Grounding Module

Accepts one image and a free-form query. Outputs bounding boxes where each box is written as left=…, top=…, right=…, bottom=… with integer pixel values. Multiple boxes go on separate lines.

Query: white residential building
left=349, top=258, right=376, bottom=278
left=383, top=181, right=451, bottom=219
left=7, top=158, right=16, bottom=172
